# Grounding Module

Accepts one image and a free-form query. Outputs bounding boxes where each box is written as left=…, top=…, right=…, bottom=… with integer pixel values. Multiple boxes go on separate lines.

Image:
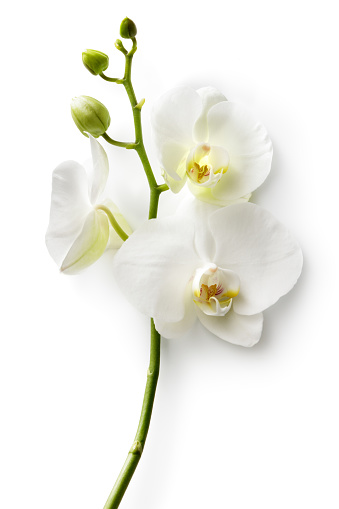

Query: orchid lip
left=186, top=143, right=230, bottom=188
left=192, top=263, right=240, bottom=317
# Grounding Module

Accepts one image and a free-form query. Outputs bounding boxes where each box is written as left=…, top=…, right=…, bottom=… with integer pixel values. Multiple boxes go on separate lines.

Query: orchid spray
left=46, top=17, right=302, bottom=509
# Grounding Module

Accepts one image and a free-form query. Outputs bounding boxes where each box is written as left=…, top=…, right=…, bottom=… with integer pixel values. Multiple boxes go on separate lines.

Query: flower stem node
left=120, top=17, right=137, bottom=39
left=82, top=49, right=109, bottom=75
left=134, top=98, right=145, bottom=110
left=71, top=96, right=111, bottom=138
left=130, top=441, right=143, bottom=455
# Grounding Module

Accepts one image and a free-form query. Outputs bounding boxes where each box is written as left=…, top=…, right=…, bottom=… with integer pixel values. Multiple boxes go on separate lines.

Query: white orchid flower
left=112, top=202, right=302, bottom=346
left=46, top=135, right=132, bottom=274
left=151, top=87, right=273, bottom=206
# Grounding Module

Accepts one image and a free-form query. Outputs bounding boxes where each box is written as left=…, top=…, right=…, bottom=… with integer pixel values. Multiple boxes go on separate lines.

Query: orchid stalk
left=99, top=34, right=168, bottom=220
left=103, top=319, right=160, bottom=509
left=49, top=21, right=167, bottom=507
left=96, top=23, right=167, bottom=509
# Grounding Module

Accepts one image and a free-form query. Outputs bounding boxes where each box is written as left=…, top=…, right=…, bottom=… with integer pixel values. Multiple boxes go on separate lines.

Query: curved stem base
left=103, top=320, right=161, bottom=509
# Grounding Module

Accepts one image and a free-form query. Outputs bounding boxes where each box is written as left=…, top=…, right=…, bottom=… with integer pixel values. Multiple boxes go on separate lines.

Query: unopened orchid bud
left=120, top=17, right=137, bottom=39
left=71, top=96, right=111, bottom=138
left=82, top=49, right=109, bottom=75
left=114, top=39, right=124, bottom=51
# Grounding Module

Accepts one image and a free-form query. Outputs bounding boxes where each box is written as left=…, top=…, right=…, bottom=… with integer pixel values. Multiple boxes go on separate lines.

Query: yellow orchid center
left=192, top=263, right=240, bottom=316
left=188, top=162, right=211, bottom=184
left=200, top=283, right=218, bottom=300
left=186, top=143, right=230, bottom=187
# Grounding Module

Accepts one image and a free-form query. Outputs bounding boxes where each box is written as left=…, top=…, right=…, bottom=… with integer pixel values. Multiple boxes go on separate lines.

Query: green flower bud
left=71, top=96, right=111, bottom=138
left=82, top=49, right=109, bottom=75
left=115, top=39, right=124, bottom=51
left=120, top=17, right=137, bottom=39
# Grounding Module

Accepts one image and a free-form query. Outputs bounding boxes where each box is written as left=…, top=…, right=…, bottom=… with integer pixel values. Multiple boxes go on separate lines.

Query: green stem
left=148, top=188, right=161, bottom=221
left=148, top=185, right=169, bottom=219
left=99, top=73, right=123, bottom=84
left=102, top=38, right=167, bottom=509
left=157, top=184, right=169, bottom=193
left=95, top=205, right=129, bottom=241
left=101, top=133, right=136, bottom=149
left=103, top=320, right=161, bottom=509
left=122, top=53, right=158, bottom=194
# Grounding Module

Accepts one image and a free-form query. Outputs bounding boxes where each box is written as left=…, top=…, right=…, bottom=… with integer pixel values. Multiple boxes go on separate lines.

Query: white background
left=1, top=1, right=338, bottom=508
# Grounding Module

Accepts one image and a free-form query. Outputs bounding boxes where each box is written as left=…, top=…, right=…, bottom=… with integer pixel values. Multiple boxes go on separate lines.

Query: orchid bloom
left=113, top=201, right=302, bottom=346
left=151, top=87, right=273, bottom=206
left=46, top=135, right=131, bottom=274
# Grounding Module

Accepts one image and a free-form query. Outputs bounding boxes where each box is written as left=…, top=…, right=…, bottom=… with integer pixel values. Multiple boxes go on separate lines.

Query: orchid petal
left=152, top=87, right=201, bottom=146
left=151, top=87, right=201, bottom=177
left=193, top=87, right=227, bottom=142
left=176, top=196, right=219, bottom=262
left=207, top=101, right=273, bottom=201
left=154, top=285, right=197, bottom=339
left=156, top=141, right=190, bottom=181
left=196, top=307, right=263, bottom=347
left=60, top=210, right=109, bottom=274
left=45, top=161, right=91, bottom=267
left=88, top=135, right=109, bottom=205
left=187, top=180, right=252, bottom=207
left=113, top=216, right=200, bottom=322
left=209, top=203, right=303, bottom=315
left=161, top=168, right=187, bottom=193
left=208, top=145, right=230, bottom=172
